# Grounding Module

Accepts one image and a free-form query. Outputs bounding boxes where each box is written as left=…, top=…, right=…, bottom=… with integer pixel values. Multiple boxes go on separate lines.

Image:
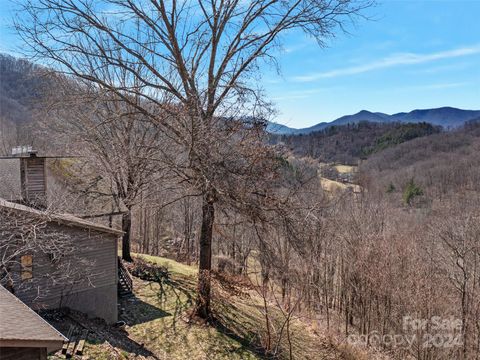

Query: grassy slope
left=320, top=178, right=361, bottom=193
left=73, top=254, right=361, bottom=360
left=333, top=165, right=356, bottom=174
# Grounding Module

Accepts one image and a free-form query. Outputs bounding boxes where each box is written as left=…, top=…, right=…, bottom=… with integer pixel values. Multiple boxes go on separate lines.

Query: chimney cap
left=11, top=145, right=37, bottom=157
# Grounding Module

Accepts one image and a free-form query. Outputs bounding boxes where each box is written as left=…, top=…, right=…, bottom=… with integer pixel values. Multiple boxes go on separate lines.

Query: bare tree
left=0, top=202, right=94, bottom=300
left=16, top=0, right=372, bottom=319
left=44, top=74, right=170, bottom=262
left=428, top=199, right=480, bottom=359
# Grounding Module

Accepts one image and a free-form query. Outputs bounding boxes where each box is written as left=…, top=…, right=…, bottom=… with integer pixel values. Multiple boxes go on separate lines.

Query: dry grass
left=321, top=177, right=349, bottom=192
left=320, top=178, right=362, bottom=194
left=334, top=165, right=357, bottom=174
left=135, top=253, right=197, bottom=277
left=49, top=255, right=371, bottom=359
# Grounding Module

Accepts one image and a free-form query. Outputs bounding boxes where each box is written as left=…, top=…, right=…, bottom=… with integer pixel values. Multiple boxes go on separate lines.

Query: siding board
left=6, top=218, right=119, bottom=323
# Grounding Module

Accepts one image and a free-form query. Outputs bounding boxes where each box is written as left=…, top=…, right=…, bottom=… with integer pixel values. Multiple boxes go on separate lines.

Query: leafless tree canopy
left=16, top=0, right=371, bottom=123
left=16, top=0, right=373, bottom=318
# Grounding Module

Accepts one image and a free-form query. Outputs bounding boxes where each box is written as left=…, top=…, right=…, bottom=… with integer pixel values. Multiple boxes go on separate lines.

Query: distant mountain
left=269, top=107, right=480, bottom=134
left=302, top=110, right=390, bottom=133
left=265, top=122, right=301, bottom=135
left=390, top=107, right=480, bottom=128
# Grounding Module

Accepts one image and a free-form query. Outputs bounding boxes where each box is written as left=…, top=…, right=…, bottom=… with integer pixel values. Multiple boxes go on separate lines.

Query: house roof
left=0, top=198, right=123, bottom=236
left=0, top=285, right=66, bottom=351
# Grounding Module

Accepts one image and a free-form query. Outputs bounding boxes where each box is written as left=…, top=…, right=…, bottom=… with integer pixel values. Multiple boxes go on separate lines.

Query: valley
left=0, top=1, right=479, bottom=358
left=1, top=55, right=479, bottom=357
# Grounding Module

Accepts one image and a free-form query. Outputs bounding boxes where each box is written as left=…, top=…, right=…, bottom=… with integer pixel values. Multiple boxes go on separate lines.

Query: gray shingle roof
left=0, top=198, right=123, bottom=236
left=0, top=285, right=66, bottom=348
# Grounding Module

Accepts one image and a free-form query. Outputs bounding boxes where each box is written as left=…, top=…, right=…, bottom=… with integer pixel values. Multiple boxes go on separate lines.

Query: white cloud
left=292, top=44, right=480, bottom=82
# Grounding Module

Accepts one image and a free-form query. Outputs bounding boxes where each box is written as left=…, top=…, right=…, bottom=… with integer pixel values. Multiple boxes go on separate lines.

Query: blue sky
left=264, top=0, right=480, bottom=127
left=1, top=1, right=479, bottom=128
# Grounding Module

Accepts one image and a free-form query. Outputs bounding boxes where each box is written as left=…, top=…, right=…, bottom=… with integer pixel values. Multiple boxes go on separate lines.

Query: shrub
left=127, top=258, right=169, bottom=282
left=386, top=182, right=396, bottom=193
left=403, top=178, right=423, bottom=205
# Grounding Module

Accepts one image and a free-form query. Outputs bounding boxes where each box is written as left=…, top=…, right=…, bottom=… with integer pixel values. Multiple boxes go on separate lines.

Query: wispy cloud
left=283, top=38, right=317, bottom=54
left=410, top=61, right=472, bottom=75
left=270, top=88, right=329, bottom=101
left=284, top=43, right=307, bottom=54
left=292, top=44, right=480, bottom=82
left=401, top=82, right=470, bottom=91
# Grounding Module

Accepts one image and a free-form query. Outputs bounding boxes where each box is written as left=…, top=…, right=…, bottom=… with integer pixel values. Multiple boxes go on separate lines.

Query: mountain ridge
left=1, top=54, right=478, bottom=137
left=267, top=107, right=480, bottom=135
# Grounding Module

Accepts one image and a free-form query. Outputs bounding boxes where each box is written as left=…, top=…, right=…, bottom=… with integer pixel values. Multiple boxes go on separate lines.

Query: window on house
left=21, top=255, right=33, bottom=281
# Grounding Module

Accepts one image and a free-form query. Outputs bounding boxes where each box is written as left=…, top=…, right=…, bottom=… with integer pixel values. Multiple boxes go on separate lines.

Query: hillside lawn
left=48, top=254, right=372, bottom=359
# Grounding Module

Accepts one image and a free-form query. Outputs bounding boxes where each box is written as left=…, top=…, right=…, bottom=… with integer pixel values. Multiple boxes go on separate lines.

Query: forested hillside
left=0, top=54, right=54, bottom=155
left=359, top=121, right=480, bottom=197
left=0, top=54, right=38, bottom=124
left=270, top=121, right=441, bottom=164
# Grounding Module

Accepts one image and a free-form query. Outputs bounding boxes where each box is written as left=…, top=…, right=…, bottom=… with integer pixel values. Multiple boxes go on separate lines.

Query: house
left=0, top=284, right=66, bottom=360
left=0, top=148, right=124, bottom=324
left=1, top=198, right=122, bottom=323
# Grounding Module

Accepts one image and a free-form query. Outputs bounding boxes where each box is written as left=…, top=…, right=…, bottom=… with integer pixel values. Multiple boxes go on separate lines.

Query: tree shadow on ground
left=86, top=326, right=159, bottom=359
left=131, top=272, right=268, bottom=358
left=208, top=294, right=273, bottom=359
left=139, top=274, right=196, bottom=330
left=124, top=261, right=271, bottom=359
left=211, top=315, right=270, bottom=359
left=120, top=295, right=171, bottom=326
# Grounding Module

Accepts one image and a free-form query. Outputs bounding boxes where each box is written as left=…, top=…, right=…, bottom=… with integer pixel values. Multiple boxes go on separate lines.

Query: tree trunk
left=122, top=209, right=133, bottom=262
left=195, top=193, right=215, bottom=319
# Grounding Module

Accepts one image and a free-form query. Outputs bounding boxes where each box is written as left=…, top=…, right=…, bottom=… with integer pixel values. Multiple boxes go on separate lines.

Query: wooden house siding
left=20, top=157, right=47, bottom=207
left=9, top=223, right=118, bottom=323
